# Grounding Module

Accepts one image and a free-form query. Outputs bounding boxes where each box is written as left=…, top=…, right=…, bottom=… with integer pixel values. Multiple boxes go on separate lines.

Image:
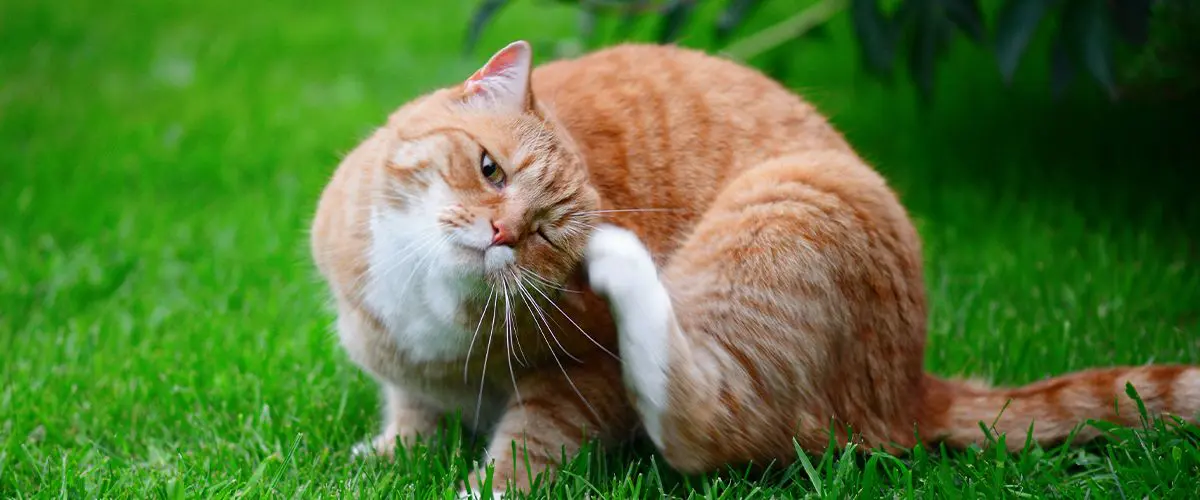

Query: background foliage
left=468, top=0, right=1200, bottom=101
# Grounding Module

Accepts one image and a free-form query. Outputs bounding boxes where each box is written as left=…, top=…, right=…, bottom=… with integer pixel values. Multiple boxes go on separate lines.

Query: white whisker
left=473, top=288, right=500, bottom=432
left=514, top=273, right=603, bottom=425
left=354, top=231, right=441, bottom=293
left=514, top=273, right=582, bottom=363
left=565, top=220, right=598, bottom=230
left=391, top=235, right=450, bottom=303
left=520, top=267, right=581, bottom=294
left=500, top=276, right=529, bottom=367
left=463, top=286, right=496, bottom=383
left=573, top=208, right=682, bottom=215
left=526, top=279, right=621, bottom=362
left=500, top=274, right=524, bottom=412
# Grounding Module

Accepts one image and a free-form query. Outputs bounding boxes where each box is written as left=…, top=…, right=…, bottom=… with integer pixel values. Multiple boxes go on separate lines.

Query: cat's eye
left=480, top=151, right=506, bottom=188
left=535, top=225, right=565, bottom=252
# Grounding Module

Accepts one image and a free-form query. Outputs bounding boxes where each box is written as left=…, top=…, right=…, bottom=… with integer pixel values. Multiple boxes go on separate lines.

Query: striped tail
left=920, top=365, right=1200, bottom=449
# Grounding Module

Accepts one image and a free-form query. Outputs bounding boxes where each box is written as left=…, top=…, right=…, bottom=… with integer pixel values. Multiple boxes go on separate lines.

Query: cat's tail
left=918, top=365, right=1200, bottom=450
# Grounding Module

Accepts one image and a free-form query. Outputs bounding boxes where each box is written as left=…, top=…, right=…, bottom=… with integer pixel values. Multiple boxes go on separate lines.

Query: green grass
left=3, top=0, right=1199, bottom=497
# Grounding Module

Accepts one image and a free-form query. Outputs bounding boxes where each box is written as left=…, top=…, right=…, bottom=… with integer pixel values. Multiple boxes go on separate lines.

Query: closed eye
left=536, top=226, right=566, bottom=252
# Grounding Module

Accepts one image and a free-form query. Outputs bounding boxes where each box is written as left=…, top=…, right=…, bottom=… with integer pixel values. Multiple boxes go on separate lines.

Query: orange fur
left=309, top=41, right=1200, bottom=494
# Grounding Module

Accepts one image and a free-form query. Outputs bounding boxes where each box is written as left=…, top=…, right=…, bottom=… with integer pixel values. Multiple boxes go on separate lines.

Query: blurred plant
left=465, top=0, right=1189, bottom=101
left=1119, top=0, right=1200, bottom=100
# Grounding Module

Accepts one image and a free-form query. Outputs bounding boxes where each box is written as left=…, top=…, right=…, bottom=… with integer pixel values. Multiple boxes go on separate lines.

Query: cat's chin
left=445, top=241, right=517, bottom=273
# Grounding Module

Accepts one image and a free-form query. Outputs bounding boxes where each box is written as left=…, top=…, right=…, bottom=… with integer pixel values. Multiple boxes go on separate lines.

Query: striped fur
left=309, top=41, right=1200, bottom=494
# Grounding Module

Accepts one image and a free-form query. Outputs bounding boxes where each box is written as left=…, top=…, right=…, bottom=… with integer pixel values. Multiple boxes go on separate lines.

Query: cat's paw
left=456, top=488, right=509, bottom=499
left=350, top=424, right=422, bottom=460
left=350, top=433, right=396, bottom=460
left=458, top=466, right=512, bottom=499
left=585, top=224, right=658, bottom=298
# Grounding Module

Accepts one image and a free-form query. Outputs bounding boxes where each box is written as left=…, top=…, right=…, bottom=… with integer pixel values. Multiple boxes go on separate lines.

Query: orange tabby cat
left=309, top=40, right=1200, bottom=496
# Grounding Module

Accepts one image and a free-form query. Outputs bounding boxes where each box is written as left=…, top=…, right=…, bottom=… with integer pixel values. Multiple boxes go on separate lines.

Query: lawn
left=2, top=0, right=1199, bottom=498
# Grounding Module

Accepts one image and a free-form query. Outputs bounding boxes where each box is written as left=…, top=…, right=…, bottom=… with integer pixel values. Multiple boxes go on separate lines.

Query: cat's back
left=533, top=43, right=850, bottom=163
left=531, top=44, right=856, bottom=252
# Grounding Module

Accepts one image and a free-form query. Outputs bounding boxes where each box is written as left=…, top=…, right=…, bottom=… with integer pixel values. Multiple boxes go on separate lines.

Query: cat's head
left=367, top=41, right=599, bottom=294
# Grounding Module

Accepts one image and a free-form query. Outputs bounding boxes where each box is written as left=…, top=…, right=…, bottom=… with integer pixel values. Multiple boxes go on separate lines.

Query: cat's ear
left=461, top=40, right=533, bottom=112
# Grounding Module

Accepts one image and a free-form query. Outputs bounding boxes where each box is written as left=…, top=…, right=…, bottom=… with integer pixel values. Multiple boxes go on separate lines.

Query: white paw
left=456, top=488, right=509, bottom=499
left=585, top=224, right=657, bottom=298
left=350, top=440, right=375, bottom=459
left=585, top=224, right=671, bottom=450
left=349, top=433, right=396, bottom=460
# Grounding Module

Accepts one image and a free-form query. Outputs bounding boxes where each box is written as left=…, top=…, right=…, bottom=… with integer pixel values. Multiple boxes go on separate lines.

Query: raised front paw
left=585, top=224, right=658, bottom=298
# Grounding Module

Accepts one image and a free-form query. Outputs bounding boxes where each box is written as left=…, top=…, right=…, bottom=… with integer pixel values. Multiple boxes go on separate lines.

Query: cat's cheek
left=517, top=240, right=575, bottom=285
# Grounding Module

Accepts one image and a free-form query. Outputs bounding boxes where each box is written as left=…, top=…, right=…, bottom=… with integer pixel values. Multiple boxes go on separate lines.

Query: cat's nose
left=490, top=220, right=514, bottom=247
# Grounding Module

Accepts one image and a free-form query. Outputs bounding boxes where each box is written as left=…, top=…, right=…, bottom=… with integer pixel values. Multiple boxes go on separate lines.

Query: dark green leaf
left=942, top=0, right=985, bottom=43
left=657, top=0, right=696, bottom=43
left=994, top=0, right=1049, bottom=84
left=1050, top=35, right=1075, bottom=97
left=716, top=0, right=765, bottom=41
left=464, top=0, right=511, bottom=54
left=805, top=20, right=832, bottom=41
left=1112, top=0, right=1152, bottom=45
left=851, top=0, right=898, bottom=76
left=1063, top=0, right=1119, bottom=99
left=907, top=0, right=951, bottom=102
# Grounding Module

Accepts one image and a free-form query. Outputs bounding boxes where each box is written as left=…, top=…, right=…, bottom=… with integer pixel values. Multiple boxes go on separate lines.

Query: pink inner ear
left=464, top=41, right=529, bottom=97
left=470, top=48, right=520, bottom=83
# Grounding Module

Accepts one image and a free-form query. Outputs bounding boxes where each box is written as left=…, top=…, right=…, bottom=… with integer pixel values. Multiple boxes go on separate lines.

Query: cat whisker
left=473, top=286, right=501, bottom=432
left=352, top=231, right=442, bottom=293
left=500, top=273, right=524, bottom=410
left=391, top=235, right=450, bottom=303
left=363, top=232, right=444, bottom=288
left=463, top=286, right=496, bottom=384
left=526, top=281, right=621, bottom=362
left=562, top=220, right=598, bottom=233
left=572, top=208, right=682, bottom=215
left=513, top=273, right=581, bottom=362
left=519, top=267, right=581, bottom=294
left=500, top=275, right=529, bottom=367
left=514, top=273, right=603, bottom=425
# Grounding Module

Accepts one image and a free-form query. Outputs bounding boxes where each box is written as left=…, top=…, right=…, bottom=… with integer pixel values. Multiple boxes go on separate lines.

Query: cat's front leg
left=460, top=355, right=634, bottom=498
left=352, top=384, right=441, bottom=459
left=584, top=224, right=676, bottom=452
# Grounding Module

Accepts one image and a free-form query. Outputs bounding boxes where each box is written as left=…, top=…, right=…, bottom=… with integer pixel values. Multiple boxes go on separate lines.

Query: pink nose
left=491, top=220, right=513, bottom=246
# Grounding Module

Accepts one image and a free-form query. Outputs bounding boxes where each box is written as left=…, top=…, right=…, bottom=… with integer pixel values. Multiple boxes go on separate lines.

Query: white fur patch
left=364, top=181, right=472, bottom=362
left=585, top=225, right=672, bottom=449
left=391, top=136, right=446, bottom=168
